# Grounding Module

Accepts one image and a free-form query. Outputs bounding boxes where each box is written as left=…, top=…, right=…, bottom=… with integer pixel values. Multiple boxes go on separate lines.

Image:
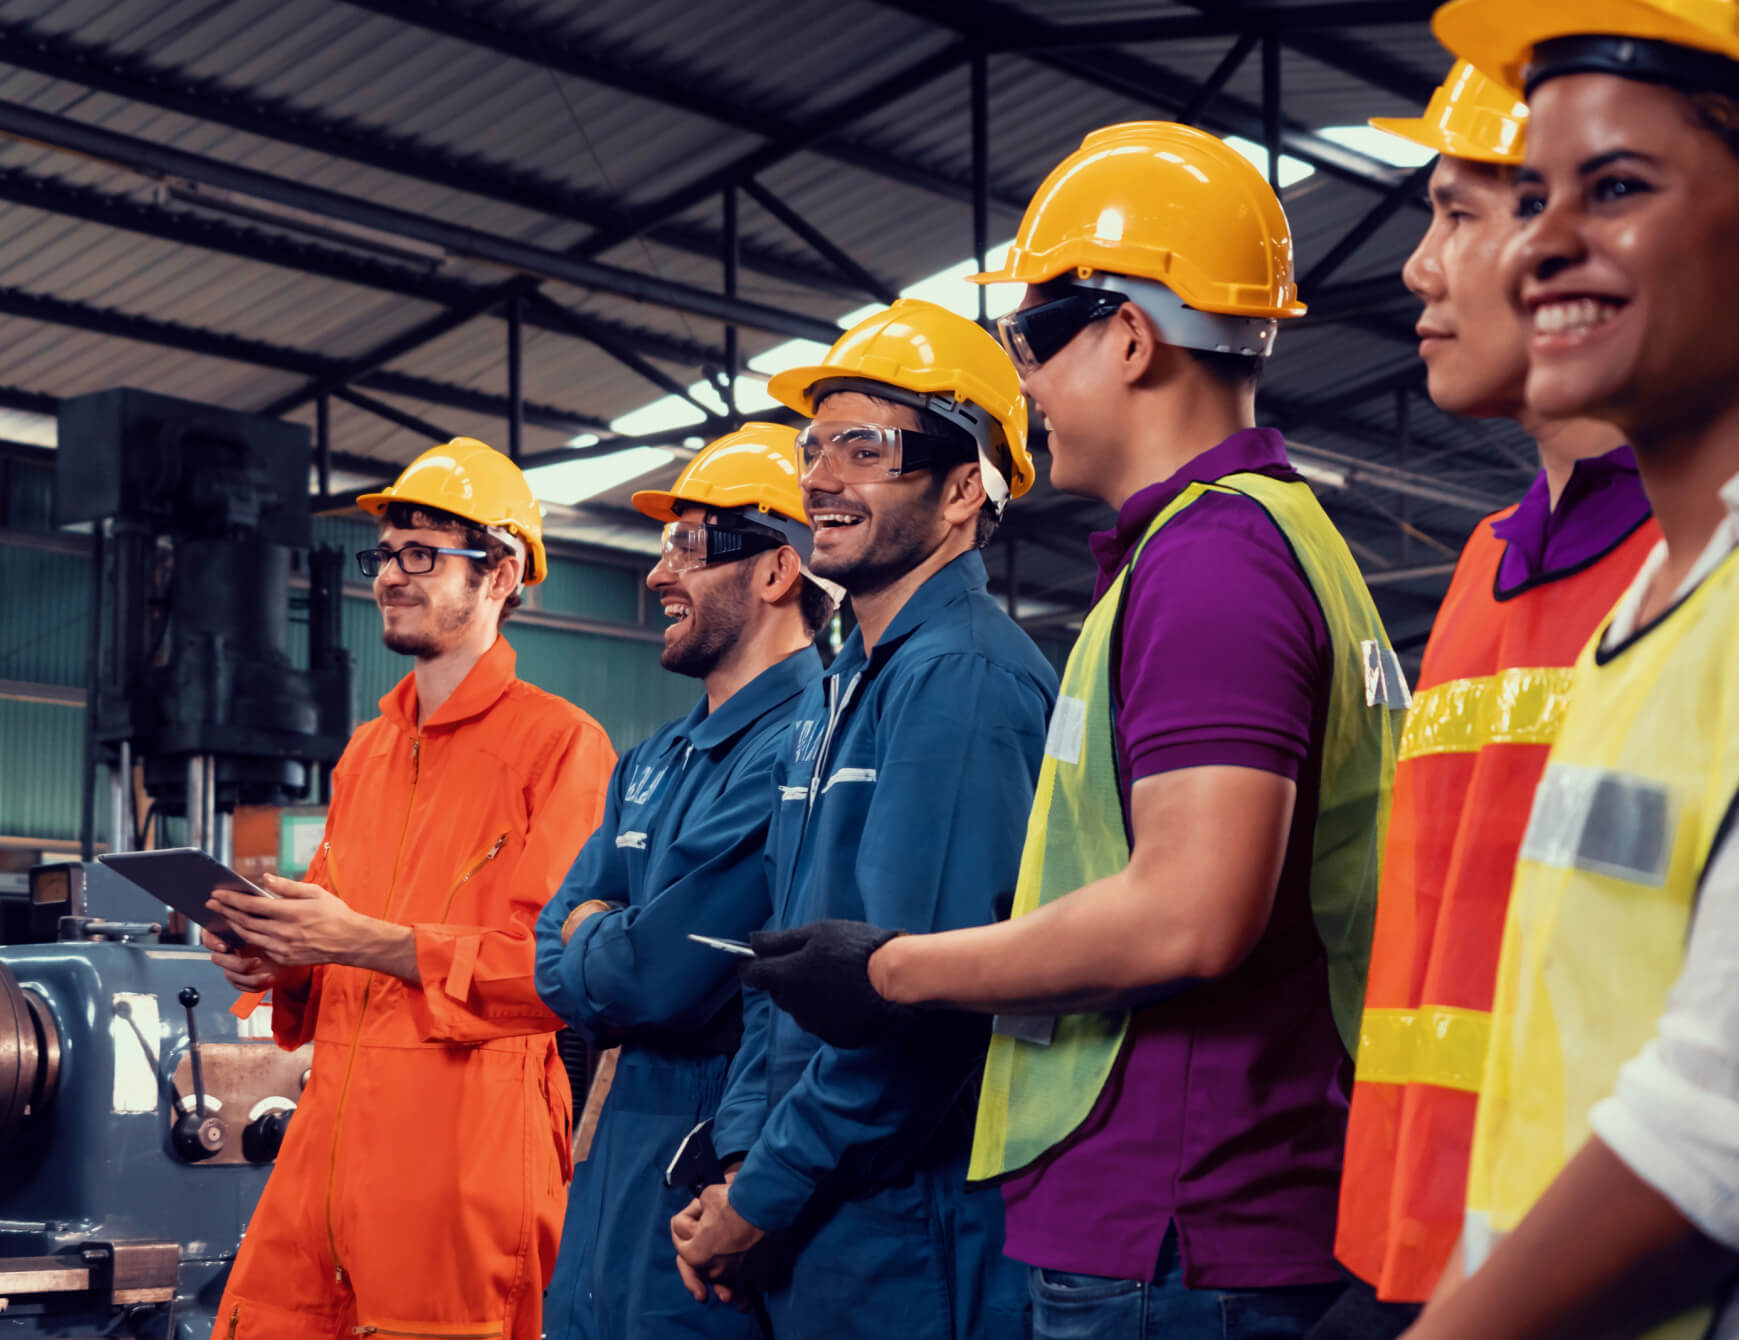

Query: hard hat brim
left=354, top=489, right=393, bottom=516
left=630, top=488, right=683, bottom=523
left=1368, top=116, right=1516, bottom=165
left=1433, top=0, right=1739, bottom=93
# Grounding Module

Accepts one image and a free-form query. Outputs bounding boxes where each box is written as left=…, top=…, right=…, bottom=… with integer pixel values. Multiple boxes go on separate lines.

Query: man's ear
left=489, top=554, right=523, bottom=600
left=758, top=546, right=804, bottom=606
left=1114, top=301, right=1171, bottom=387
left=941, top=461, right=989, bottom=528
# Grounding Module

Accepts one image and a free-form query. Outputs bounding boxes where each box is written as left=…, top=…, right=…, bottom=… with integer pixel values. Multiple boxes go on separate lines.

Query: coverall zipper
left=438, top=833, right=509, bottom=919
left=227, top=1303, right=239, bottom=1338
left=325, top=734, right=420, bottom=1281
left=349, top=1325, right=502, bottom=1338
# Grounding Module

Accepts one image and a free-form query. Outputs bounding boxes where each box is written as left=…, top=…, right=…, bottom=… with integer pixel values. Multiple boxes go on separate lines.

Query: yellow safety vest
left=970, top=471, right=1403, bottom=1183
left=1464, top=545, right=1739, bottom=1340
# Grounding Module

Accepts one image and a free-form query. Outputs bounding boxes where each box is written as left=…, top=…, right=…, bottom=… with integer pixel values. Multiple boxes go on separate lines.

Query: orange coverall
left=219, top=637, right=614, bottom=1340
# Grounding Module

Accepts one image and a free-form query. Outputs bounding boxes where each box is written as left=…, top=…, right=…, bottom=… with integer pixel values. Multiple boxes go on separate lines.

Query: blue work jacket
left=717, top=550, right=1058, bottom=1234
left=535, top=644, right=824, bottom=1050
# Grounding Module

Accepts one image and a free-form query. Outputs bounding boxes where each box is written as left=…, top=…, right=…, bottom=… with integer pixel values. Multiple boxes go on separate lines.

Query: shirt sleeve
left=407, top=717, right=616, bottom=1044
left=714, top=981, right=775, bottom=1163
left=543, top=735, right=783, bottom=1048
left=266, top=836, right=327, bottom=1051
left=1116, top=491, right=1328, bottom=783
left=728, top=651, right=1055, bottom=1232
left=533, top=753, right=634, bottom=1033
left=1590, top=812, right=1739, bottom=1250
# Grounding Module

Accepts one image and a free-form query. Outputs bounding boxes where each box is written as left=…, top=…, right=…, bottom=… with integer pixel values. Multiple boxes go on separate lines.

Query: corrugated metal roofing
left=0, top=0, right=1501, bottom=639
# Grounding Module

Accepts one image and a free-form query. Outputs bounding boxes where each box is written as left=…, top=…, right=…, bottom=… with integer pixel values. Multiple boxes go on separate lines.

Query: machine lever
left=171, top=986, right=224, bottom=1162
left=179, top=987, right=206, bottom=1118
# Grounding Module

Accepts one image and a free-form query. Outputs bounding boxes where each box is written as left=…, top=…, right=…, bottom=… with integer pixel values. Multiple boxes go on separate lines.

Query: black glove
left=739, top=920, right=920, bottom=1048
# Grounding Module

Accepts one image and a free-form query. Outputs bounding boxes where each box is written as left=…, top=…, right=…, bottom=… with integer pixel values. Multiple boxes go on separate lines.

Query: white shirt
left=1587, top=471, right=1739, bottom=1332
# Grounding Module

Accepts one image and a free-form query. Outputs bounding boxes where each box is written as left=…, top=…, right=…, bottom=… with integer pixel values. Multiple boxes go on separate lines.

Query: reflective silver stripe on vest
left=1519, top=763, right=1672, bottom=886
left=1361, top=639, right=1413, bottom=709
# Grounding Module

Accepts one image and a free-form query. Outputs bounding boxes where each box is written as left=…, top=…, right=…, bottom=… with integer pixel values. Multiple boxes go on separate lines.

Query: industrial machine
left=0, top=862, right=310, bottom=1339
left=0, top=390, right=352, bottom=1337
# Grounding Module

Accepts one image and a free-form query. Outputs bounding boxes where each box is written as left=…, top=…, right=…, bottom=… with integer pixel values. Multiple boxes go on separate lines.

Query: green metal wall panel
left=0, top=544, right=90, bottom=688
left=0, top=699, right=106, bottom=844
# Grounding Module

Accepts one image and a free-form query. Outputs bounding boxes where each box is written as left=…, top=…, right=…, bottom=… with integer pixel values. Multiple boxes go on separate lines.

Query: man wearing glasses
left=204, top=437, right=616, bottom=1340
left=532, top=424, right=834, bottom=1339
left=669, top=299, right=1057, bottom=1339
left=740, top=126, right=1405, bottom=1340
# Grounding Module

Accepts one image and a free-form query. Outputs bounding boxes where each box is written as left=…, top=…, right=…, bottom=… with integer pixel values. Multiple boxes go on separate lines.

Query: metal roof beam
left=0, top=20, right=860, bottom=298
left=741, top=179, right=899, bottom=306
left=981, top=3, right=1438, bottom=48
left=342, top=0, right=1030, bottom=218
left=876, top=0, right=1420, bottom=199
left=576, top=42, right=974, bottom=258
left=334, top=386, right=451, bottom=443
left=521, top=293, right=730, bottom=425
left=0, top=283, right=609, bottom=436
left=262, top=276, right=541, bottom=418
left=0, top=168, right=732, bottom=370
left=1300, top=160, right=1435, bottom=297
left=0, top=97, right=843, bottom=343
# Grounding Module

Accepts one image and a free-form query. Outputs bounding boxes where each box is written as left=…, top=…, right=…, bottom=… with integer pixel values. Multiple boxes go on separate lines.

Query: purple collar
left=1488, top=444, right=1651, bottom=593
left=1089, top=428, right=1298, bottom=598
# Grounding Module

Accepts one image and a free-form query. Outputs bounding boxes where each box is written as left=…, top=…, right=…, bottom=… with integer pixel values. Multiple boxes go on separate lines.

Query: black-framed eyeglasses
left=795, top=422, right=976, bottom=483
left=656, top=520, right=784, bottom=574
left=356, top=542, right=487, bottom=578
left=996, top=288, right=1126, bottom=374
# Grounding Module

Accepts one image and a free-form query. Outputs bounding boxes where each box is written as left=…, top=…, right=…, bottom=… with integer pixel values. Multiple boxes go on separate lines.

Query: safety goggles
left=796, top=422, right=977, bottom=483
left=356, top=542, right=486, bottom=578
left=995, top=287, right=1127, bottom=374
left=656, top=519, right=785, bottom=574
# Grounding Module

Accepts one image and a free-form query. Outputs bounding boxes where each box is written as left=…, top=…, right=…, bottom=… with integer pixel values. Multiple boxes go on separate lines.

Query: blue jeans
left=1028, top=1231, right=1343, bottom=1340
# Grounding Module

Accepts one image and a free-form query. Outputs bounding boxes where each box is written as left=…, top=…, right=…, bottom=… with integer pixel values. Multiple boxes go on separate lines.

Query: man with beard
left=203, top=437, right=615, bottom=1340
left=670, top=299, right=1057, bottom=1339
left=532, top=424, right=833, bottom=1339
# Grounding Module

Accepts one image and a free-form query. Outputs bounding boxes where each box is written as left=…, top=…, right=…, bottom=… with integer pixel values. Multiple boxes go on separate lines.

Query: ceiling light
left=1317, top=126, right=1436, bottom=169
left=525, top=445, right=676, bottom=505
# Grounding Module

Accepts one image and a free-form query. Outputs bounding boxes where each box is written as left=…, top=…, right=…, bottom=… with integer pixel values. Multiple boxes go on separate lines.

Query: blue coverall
left=715, top=552, right=1058, bottom=1339
left=534, top=646, right=823, bottom=1339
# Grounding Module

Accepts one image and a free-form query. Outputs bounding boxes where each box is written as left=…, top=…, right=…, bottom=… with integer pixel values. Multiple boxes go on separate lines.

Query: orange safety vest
left=1333, top=506, right=1657, bottom=1302
left=219, top=637, right=615, bottom=1340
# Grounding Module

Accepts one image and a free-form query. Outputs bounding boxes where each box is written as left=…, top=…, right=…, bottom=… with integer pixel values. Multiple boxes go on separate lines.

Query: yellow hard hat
left=1435, top=0, right=1739, bottom=95
left=356, top=436, right=548, bottom=585
left=767, top=298, right=1034, bottom=502
left=631, top=422, right=807, bottom=526
left=1370, top=60, right=1528, bottom=165
left=970, top=121, right=1307, bottom=320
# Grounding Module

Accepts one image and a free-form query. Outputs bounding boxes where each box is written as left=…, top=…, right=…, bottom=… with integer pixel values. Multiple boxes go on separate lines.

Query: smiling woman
left=1394, top=4, right=1739, bottom=1338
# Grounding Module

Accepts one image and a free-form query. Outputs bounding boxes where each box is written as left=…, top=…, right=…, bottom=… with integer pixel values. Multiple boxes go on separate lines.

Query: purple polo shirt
left=1002, top=427, right=1353, bottom=1289
left=1490, top=445, right=1649, bottom=593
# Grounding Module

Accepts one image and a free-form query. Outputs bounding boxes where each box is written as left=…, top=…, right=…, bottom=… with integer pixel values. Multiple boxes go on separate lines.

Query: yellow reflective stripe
left=1398, top=666, right=1576, bottom=760
left=1356, top=1005, right=1492, bottom=1092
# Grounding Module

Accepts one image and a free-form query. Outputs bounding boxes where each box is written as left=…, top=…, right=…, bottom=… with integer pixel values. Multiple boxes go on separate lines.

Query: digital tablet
left=98, top=847, right=277, bottom=946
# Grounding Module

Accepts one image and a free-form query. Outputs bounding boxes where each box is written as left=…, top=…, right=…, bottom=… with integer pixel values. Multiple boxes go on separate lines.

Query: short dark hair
left=816, top=389, right=1000, bottom=548
left=798, top=579, right=835, bottom=639
left=1184, top=347, right=1265, bottom=391
left=381, top=501, right=524, bottom=627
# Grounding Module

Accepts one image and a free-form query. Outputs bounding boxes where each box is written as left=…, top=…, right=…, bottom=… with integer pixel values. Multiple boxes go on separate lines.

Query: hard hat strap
left=806, top=377, right=1013, bottom=517
left=1526, top=34, right=1739, bottom=99
left=486, top=525, right=529, bottom=590
left=1077, top=273, right=1280, bottom=358
left=716, top=506, right=844, bottom=609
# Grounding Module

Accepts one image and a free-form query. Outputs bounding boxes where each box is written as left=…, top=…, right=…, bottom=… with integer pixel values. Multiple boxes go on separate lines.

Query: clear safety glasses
left=995, top=287, right=1126, bottom=374
left=656, top=520, right=784, bottom=575
left=795, top=422, right=976, bottom=483
left=356, top=542, right=486, bottom=578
